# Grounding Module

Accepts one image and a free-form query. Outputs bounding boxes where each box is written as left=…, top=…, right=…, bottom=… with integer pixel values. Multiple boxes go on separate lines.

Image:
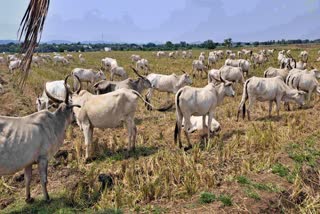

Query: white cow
left=8, top=59, right=21, bottom=73
left=53, top=56, right=69, bottom=65
left=237, top=76, right=306, bottom=120
left=174, top=78, right=235, bottom=148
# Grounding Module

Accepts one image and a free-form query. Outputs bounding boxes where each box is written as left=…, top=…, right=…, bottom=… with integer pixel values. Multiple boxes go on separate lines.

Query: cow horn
left=181, top=70, right=186, bottom=74
left=131, top=66, right=145, bottom=79
left=219, top=72, right=226, bottom=83
left=64, top=75, right=71, bottom=104
left=73, top=74, right=82, bottom=94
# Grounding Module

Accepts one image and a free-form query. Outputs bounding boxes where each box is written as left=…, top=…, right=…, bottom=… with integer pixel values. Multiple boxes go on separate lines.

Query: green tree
left=224, top=38, right=232, bottom=48
left=202, top=40, right=216, bottom=49
left=165, top=41, right=174, bottom=49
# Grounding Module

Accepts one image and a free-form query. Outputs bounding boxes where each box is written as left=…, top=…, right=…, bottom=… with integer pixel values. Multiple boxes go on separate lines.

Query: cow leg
left=268, top=101, right=273, bottom=118
left=166, top=92, right=170, bottom=102
left=183, top=115, right=192, bottom=148
left=247, top=97, right=255, bottom=121
left=207, top=113, right=213, bottom=141
left=38, top=157, right=50, bottom=202
left=175, top=119, right=183, bottom=148
left=307, top=89, right=312, bottom=104
left=83, top=123, right=93, bottom=160
left=146, top=89, right=153, bottom=110
left=127, top=117, right=136, bottom=151
left=276, top=97, right=281, bottom=117
left=24, top=165, right=34, bottom=203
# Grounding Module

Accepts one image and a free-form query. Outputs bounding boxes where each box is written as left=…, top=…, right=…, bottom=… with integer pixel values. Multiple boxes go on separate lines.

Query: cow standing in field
left=174, top=77, right=235, bottom=148
left=72, top=68, right=106, bottom=89
left=145, top=71, right=192, bottom=110
left=192, top=60, right=207, bottom=78
left=237, top=76, right=306, bottom=121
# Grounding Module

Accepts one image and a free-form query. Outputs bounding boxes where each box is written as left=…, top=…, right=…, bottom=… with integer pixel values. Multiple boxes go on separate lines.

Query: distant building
left=104, top=47, right=112, bottom=52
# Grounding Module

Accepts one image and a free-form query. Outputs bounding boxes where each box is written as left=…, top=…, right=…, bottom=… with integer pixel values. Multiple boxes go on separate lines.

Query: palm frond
left=18, top=0, right=50, bottom=88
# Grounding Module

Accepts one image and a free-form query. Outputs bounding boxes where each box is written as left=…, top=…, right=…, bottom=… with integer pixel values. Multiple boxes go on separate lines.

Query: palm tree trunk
left=18, top=0, right=50, bottom=88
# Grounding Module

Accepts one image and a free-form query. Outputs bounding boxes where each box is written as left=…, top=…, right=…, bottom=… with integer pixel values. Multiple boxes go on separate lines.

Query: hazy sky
left=0, top=0, right=319, bottom=43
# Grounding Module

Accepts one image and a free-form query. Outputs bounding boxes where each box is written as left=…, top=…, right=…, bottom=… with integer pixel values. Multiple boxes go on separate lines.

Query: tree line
left=0, top=38, right=319, bottom=53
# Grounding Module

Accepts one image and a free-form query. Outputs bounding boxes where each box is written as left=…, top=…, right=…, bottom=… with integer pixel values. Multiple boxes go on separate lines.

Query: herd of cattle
left=0, top=48, right=320, bottom=203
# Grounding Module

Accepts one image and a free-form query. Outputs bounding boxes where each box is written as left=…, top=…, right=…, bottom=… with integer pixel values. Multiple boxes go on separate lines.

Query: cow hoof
left=85, top=157, right=96, bottom=164
left=25, top=197, right=34, bottom=204
left=184, top=145, right=193, bottom=151
left=45, top=198, right=52, bottom=203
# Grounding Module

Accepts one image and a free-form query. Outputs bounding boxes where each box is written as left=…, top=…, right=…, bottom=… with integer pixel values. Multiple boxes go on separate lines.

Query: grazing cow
left=146, top=71, right=192, bottom=109
left=93, top=68, right=152, bottom=94
left=71, top=68, right=106, bottom=89
left=208, top=54, right=218, bottom=67
left=66, top=54, right=74, bottom=61
left=242, top=49, right=253, bottom=59
left=181, top=51, right=187, bottom=59
left=251, top=53, right=268, bottom=68
left=299, top=51, right=308, bottom=63
left=199, top=53, right=206, bottom=63
left=53, top=56, right=69, bottom=65
left=32, top=55, right=44, bottom=67
left=219, top=66, right=245, bottom=84
left=286, top=69, right=320, bottom=102
left=131, top=54, right=141, bottom=63
left=237, top=76, right=306, bottom=120
left=0, top=75, right=80, bottom=203
left=72, top=88, right=171, bottom=160
left=174, top=77, right=235, bottom=148
left=136, top=59, right=150, bottom=75
left=225, top=59, right=250, bottom=76
left=169, top=52, right=176, bottom=59
left=157, top=51, right=166, bottom=58
left=110, top=66, right=128, bottom=81
left=264, top=67, right=290, bottom=81
left=192, top=60, right=207, bottom=78
left=8, top=59, right=21, bottom=73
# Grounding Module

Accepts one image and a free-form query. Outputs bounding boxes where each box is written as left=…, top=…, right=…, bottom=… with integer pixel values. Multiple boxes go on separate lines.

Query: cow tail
left=132, top=90, right=172, bottom=112
left=174, top=89, right=183, bottom=144
left=237, top=79, right=250, bottom=120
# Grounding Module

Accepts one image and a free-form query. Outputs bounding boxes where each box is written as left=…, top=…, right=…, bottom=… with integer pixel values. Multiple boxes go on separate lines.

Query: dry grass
left=0, top=44, right=320, bottom=213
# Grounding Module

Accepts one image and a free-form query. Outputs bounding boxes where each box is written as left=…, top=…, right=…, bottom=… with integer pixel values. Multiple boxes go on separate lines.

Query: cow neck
left=213, top=83, right=225, bottom=105
left=175, top=75, right=185, bottom=90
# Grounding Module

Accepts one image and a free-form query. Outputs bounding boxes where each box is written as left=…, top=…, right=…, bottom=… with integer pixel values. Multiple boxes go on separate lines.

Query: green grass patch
left=199, top=192, right=216, bottom=204
left=272, top=163, right=290, bottom=177
left=245, top=188, right=261, bottom=201
left=236, top=176, right=251, bottom=185
left=218, top=194, right=233, bottom=206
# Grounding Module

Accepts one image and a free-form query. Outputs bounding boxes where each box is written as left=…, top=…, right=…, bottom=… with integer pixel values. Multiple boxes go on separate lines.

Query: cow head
left=181, top=70, right=193, bottom=85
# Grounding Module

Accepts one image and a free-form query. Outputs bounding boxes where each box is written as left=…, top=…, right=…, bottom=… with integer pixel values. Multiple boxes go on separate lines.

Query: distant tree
left=202, top=40, right=216, bottom=49
left=180, top=41, right=187, bottom=48
left=253, top=41, right=259, bottom=47
left=165, top=41, right=174, bottom=49
left=224, top=38, right=232, bottom=48
left=235, top=42, right=242, bottom=47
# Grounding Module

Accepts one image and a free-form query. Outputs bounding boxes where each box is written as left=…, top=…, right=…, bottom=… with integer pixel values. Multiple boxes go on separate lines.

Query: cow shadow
left=256, top=115, right=281, bottom=122
left=96, top=145, right=159, bottom=162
